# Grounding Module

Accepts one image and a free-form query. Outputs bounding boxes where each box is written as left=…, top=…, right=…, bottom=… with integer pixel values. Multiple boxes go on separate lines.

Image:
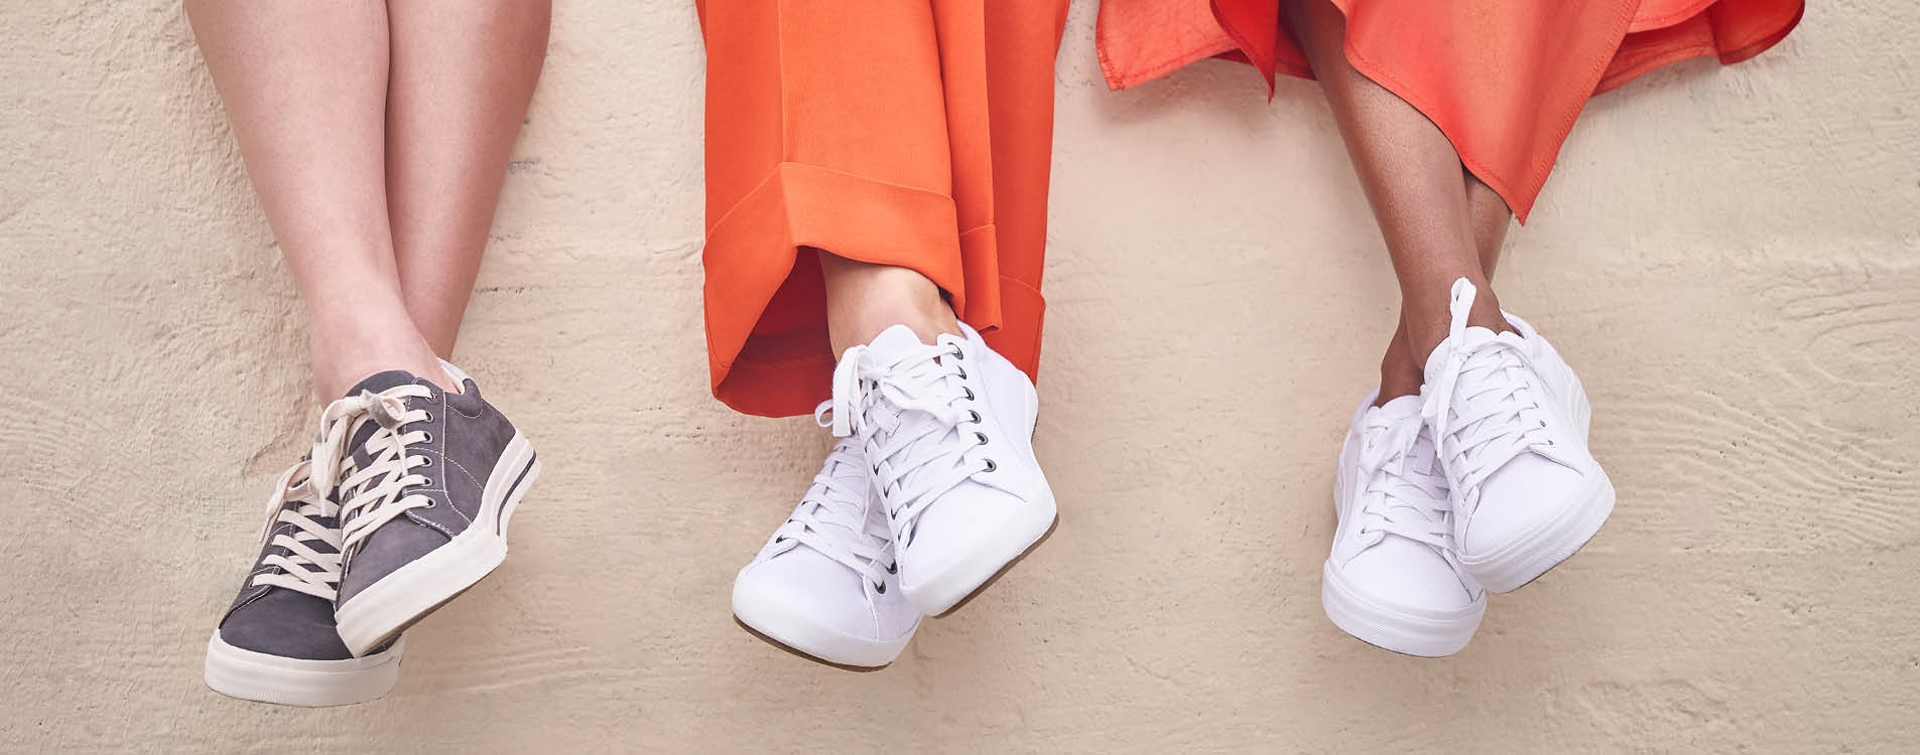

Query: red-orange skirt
left=1096, top=0, right=1804, bottom=221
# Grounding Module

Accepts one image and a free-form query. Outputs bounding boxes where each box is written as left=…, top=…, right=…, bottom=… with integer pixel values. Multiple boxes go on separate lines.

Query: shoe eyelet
left=421, top=477, right=433, bottom=486
left=963, top=387, right=975, bottom=401
left=418, top=456, right=433, bottom=467
left=423, top=500, right=436, bottom=508
left=421, top=431, right=434, bottom=443
left=956, top=367, right=968, bottom=380
left=886, top=562, right=897, bottom=574
left=422, top=411, right=433, bottom=422
left=873, top=582, right=887, bottom=594
left=983, top=459, right=997, bottom=472
left=775, top=535, right=788, bottom=544
left=968, top=410, right=981, bottom=424
left=975, top=432, right=989, bottom=446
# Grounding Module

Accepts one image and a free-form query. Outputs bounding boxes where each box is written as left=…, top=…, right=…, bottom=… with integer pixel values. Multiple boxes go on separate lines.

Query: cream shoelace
left=1423, top=279, right=1555, bottom=519
left=775, top=434, right=893, bottom=591
left=826, top=336, right=994, bottom=550
left=307, top=384, right=436, bottom=557
left=249, top=459, right=344, bottom=600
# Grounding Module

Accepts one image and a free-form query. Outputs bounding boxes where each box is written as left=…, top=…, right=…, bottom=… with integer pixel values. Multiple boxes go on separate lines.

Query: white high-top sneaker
left=1422, top=279, right=1615, bottom=593
left=731, top=437, right=919, bottom=668
left=827, top=323, right=1056, bottom=616
left=1323, top=389, right=1484, bottom=657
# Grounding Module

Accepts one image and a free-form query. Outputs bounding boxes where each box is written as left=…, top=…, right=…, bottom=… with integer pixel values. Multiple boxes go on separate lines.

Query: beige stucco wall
left=4, top=0, right=1917, bottom=752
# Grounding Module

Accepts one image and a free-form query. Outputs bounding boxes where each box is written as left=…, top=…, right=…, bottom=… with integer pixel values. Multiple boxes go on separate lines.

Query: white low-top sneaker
left=1323, top=389, right=1485, bottom=657
left=827, top=323, right=1056, bottom=616
left=1422, top=279, right=1615, bottom=593
left=732, top=437, right=919, bottom=668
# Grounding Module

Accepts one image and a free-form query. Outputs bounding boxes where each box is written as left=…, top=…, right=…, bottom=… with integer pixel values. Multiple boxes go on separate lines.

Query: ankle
left=1376, top=326, right=1425, bottom=405
left=309, top=327, right=452, bottom=400
left=818, top=250, right=960, bottom=358
left=1404, top=284, right=1512, bottom=362
left=828, top=300, right=960, bottom=359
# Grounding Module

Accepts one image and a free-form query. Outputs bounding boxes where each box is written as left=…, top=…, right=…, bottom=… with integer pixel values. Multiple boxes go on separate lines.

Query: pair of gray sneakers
left=204, top=366, right=541, bottom=706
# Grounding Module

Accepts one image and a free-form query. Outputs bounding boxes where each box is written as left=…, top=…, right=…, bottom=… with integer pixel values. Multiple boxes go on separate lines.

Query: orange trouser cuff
left=704, top=162, right=968, bottom=418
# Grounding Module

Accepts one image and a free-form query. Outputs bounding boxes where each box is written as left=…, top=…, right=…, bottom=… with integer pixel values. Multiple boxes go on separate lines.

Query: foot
left=732, top=437, right=919, bottom=667
left=204, top=455, right=404, bottom=706
left=324, top=362, right=542, bottom=656
left=827, top=323, right=1056, bottom=616
left=1422, top=279, right=1614, bottom=593
left=1322, top=390, right=1483, bottom=657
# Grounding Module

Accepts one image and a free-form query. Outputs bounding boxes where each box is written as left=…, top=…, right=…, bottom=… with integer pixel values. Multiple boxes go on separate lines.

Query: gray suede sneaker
left=204, top=456, right=405, bottom=706
left=322, top=364, right=540, bottom=656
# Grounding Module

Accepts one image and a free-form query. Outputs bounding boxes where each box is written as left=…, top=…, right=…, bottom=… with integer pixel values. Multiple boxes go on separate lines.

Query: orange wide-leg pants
left=696, top=0, right=1070, bottom=418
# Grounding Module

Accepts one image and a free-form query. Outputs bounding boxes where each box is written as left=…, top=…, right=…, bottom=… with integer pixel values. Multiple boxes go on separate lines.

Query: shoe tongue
left=1363, top=394, right=1422, bottom=438
left=1372, top=394, right=1422, bottom=420
left=342, top=370, right=425, bottom=399
left=864, top=325, right=933, bottom=362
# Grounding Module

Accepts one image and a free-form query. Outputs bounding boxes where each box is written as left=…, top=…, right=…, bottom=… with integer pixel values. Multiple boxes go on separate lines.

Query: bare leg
left=816, top=250, right=961, bottom=359
left=1284, top=0, right=1513, bottom=403
left=185, top=0, right=447, bottom=399
left=384, top=0, right=551, bottom=356
left=1377, top=171, right=1514, bottom=402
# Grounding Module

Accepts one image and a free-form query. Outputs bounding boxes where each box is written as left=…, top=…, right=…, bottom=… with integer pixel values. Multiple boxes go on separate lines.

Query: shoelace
left=1422, top=280, right=1554, bottom=516
left=306, top=384, right=436, bottom=556
left=777, top=431, right=893, bottom=591
left=1354, top=413, right=1452, bottom=550
left=826, top=336, right=992, bottom=550
left=249, top=458, right=345, bottom=600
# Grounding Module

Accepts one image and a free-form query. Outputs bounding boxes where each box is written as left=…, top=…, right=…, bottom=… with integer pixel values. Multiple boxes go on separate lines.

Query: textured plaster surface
left=3, top=1, right=1918, bottom=752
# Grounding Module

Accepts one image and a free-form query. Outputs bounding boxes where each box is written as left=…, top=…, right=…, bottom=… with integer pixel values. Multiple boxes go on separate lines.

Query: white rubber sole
left=731, top=577, right=915, bottom=668
left=899, top=377, right=1056, bottom=616
left=1320, top=561, right=1484, bottom=658
left=203, top=632, right=405, bottom=707
left=336, top=432, right=540, bottom=656
left=1460, top=466, right=1615, bottom=593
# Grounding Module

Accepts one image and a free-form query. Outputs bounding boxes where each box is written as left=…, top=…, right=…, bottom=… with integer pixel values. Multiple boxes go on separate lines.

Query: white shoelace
left=1423, top=280, right=1555, bottom=516
left=1354, top=414, right=1451, bottom=550
left=306, top=384, right=436, bottom=556
left=776, top=432, right=893, bottom=591
left=825, top=336, right=992, bottom=550
left=249, top=459, right=344, bottom=600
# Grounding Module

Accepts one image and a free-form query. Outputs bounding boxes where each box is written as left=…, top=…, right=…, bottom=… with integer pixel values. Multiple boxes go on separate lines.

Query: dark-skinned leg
left=1283, top=0, right=1513, bottom=403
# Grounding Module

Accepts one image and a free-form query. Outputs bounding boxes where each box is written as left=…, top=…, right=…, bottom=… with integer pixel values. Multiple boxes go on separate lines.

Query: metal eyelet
left=424, top=500, right=436, bottom=508
left=421, top=432, right=434, bottom=443
left=975, top=432, right=989, bottom=445
left=873, top=582, right=887, bottom=594
left=775, top=535, right=788, bottom=544
left=983, top=459, right=997, bottom=472
left=419, top=456, right=432, bottom=467
left=968, top=410, right=981, bottom=424
left=963, top=387, right=975, bottom=400
left=886, top=562, right=897, bottom=574
left=956, top=367, right=968, bottom=380
left=422, top=411, right=433, bottom=422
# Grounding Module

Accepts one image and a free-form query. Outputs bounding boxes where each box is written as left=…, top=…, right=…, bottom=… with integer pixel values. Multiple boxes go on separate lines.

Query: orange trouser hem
left=704, top=162, right=971, bottom=418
